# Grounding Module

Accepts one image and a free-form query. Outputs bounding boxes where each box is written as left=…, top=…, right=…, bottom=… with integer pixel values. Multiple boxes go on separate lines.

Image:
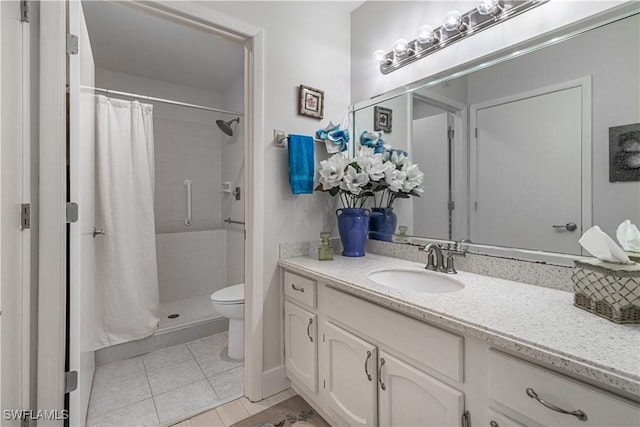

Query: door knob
left=552, top=223, right=577, bottom=232
left=92, top=227, right=106, bottom=238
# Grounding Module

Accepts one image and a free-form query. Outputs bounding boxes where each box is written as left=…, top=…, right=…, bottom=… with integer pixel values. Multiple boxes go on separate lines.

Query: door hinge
left=323, top=379, right=326, bottom=389
left=462, top=410, right=471, bottom=427
left=20, top=1, right=30, bottom=22
left=322, top=333, right=325, bottom=343
left=475, top=128, right=478, bottom=138
left=64, top=371, right=78, bottom=394
left=66, top=34, right=79, bottom=55
left=66, top=202, right=78, bottom=223
left=448, top=201, right=455, bottom=212
left=20, top=204, right=31, bottom=230
left=448, top=127, right=454, bottom=140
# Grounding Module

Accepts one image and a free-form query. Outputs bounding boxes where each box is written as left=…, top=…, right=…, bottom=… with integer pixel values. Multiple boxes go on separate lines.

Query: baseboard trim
left=262, top=365, right=290, bottom=399
left=95, top=317, right=228, bottom=366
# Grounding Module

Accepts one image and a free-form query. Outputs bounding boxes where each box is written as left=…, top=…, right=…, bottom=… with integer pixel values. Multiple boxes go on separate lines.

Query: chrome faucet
left=420, top=243, right=457, bottom=274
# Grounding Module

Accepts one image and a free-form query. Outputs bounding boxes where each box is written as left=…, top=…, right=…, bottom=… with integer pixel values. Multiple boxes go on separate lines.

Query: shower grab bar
left=224, top=218, right=245, bottom=225
left=184, top=179, right=192, bottom=226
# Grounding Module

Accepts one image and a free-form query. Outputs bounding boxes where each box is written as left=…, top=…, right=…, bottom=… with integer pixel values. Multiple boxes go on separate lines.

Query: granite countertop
left=279, top=253, right=640, bottom=399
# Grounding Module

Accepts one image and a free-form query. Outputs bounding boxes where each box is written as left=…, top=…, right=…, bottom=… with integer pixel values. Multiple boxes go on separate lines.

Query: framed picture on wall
left=298, top=85, right=324, bottom=119
left=609, top=123, right=640, bottom=182
left=374, top=106, right=392, bottom=132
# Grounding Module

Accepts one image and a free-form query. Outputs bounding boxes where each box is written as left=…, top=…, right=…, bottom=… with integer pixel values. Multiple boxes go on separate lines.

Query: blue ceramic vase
left=336, top=208, right=370, bottom=257
left=369, top=207, right=397, bottom=242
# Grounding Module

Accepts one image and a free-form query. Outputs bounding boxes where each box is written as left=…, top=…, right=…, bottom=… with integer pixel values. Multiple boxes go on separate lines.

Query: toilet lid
left=211, top=283, right=244, bottom=304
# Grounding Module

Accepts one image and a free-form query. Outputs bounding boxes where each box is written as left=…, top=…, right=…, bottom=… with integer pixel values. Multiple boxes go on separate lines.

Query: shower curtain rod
left=88, top=86, right=244, bottom=117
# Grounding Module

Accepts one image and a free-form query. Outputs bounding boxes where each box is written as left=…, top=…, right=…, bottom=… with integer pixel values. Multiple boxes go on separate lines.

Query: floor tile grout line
left=142, top=355, right=162, bottom=424
left=87, top=396, right=158, bottom=425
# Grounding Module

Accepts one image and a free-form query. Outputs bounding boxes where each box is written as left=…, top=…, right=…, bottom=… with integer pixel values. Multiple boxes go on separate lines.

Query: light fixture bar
left=379, top=0, right=548, bottom=75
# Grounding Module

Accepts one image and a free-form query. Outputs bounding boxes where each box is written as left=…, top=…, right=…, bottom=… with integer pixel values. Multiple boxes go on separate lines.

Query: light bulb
left=416, top=25, right=437, bottom=44
left=372, top=49, right=387, bottom=64
left=392, top=38, right=408, bottom=56
left=477, top=0, right=500, bottom=15
left=443, top=10, right=463, bottom=31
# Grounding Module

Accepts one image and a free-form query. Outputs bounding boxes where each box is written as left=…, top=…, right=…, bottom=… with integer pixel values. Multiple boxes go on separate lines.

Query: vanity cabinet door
left=378, top=351, right=465, bottom=427
left=321, top=321, right=377, bottom=427
left=284, top=301, right=317, bottom=392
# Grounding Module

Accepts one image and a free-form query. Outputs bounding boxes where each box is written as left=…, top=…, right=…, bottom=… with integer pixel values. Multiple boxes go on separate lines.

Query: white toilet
left=210, top=283, right=245, bottom=360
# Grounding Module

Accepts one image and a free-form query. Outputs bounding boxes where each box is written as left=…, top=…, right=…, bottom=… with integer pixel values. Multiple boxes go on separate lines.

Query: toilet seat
left=210, top=283, right=244, bottom=305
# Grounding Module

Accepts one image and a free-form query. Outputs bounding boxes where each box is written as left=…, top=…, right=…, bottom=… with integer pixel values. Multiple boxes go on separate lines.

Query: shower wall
left=95, top=69, right=239, bottom=303
left=221, top=74, right=245, bottom=286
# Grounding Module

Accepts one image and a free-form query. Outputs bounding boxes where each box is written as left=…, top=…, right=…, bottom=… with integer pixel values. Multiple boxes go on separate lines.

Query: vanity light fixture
left=372, top=0, right=548, bottom=75
left=476, top=0, right=503, bottom=16
left=416, top=25, right=439, bottom=45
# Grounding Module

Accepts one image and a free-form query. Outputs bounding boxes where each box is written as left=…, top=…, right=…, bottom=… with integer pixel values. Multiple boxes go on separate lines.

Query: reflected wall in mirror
left=352, top=13, right=640, bottom=256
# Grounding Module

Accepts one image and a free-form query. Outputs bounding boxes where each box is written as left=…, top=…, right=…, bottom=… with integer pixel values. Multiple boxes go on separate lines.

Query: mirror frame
left=348, top=4, right=640, bottom=266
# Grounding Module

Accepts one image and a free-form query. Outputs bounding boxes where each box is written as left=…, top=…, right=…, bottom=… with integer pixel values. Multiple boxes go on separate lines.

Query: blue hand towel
left=288, top=134, right=315, bottom=194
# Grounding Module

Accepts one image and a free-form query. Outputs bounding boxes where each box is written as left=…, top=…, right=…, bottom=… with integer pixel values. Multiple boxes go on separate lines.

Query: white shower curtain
left=94, top=95, right=160, bottom=349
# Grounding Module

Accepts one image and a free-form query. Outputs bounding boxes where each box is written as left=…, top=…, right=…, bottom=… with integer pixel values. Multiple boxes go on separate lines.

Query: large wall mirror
left=352, top=12, right=640, bottom=257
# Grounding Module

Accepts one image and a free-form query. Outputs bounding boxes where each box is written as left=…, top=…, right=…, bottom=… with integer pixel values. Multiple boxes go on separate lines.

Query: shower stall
left=92, top=69, right=246, bottom=364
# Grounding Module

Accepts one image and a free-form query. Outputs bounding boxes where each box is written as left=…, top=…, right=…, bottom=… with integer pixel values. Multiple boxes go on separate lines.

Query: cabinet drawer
left=488, top=350, right=640, bottom=427
left=487, top=409, right=524, bottom=427
left=324, top=286, right=463, bottom=382
left=284, top=270, right=316, bottom=308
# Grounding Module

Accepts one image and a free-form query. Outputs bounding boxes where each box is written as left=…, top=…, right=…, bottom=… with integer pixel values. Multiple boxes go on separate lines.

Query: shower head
left=216, top=117, right=240, bottom=136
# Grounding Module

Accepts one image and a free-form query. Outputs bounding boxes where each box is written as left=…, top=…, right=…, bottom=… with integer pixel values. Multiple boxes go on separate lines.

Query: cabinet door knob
left=306, top=318, right=314, bottom=342
left=526, top=388, right=587, bottom=421
left=489, top=421, right=499, bottom=427
left=378, top=357, right=386, bottom=390
left=291, top=284, right=305, bottom=292
left=364, top=350, right=372, bottom=381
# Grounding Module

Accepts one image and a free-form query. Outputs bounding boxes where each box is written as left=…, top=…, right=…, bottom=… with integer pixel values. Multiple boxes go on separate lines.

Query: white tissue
left=616, top=220, right=640, bottom=253
left=579, top=226, right=631, bottom=263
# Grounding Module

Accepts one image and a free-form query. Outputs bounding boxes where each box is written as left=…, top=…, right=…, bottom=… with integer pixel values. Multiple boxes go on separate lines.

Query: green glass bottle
left=318, top=232, right=334, bottom=261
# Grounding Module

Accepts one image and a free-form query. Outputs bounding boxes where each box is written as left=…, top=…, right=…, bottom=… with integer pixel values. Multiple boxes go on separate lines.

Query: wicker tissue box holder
left=571, top=258, right=640, bottom=324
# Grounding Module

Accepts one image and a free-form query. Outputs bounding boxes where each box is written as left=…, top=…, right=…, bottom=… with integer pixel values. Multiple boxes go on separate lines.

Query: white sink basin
left=368, top=268, right=465, bottom=293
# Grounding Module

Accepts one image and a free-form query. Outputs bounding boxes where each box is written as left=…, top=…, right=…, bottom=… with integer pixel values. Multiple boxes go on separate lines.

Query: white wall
left=351, top=1, right=629, bottom=102
left=201, top=1, right=352, bottom=375
left=221, top=74, right=245, bottom=286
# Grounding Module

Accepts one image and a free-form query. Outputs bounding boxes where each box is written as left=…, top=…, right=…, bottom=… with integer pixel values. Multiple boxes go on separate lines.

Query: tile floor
left=171, top=389, right=298, bottom=427
left=87, top=332, right=243, bottom=427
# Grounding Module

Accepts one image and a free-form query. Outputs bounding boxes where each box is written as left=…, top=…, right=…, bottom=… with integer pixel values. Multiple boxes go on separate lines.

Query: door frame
left=1, top=0, right=33, bottom=419
left=469, top=76, right=592, bottom=259
left=37, top=1, right=266, bottom=420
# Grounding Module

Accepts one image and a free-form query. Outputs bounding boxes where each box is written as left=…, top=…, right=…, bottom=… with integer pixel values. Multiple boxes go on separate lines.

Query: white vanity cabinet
left=322, top=320, right=378, bottom=427
left=487, top=350, right=640, bottom=427
left=281, top=266, right=640, bottom=427
left=283, top=271, right=318, bottom=393
left=320, top=319, right=466, bottom=427
left=377, top=350, right=465, bottom=427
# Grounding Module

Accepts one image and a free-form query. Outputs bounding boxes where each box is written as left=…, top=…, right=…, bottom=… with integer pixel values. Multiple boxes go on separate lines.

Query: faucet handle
left=425, top=252, right=437, bottom=271
left=445, top=254, right=457, bottom=274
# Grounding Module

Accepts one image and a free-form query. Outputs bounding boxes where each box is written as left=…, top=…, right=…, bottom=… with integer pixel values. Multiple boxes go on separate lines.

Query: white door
left=1, top=0, right=31, bottom=422
left=68, top=1, right=97, bottom=425
left=284, top=301, right=317, bottom=392
left=321, top=321, right=377, bottom=427
left=378, top=351, right=464, bottom=427
left=471, top=84, right=586, bottom=254
left=412, top=112, right=450, bottom=239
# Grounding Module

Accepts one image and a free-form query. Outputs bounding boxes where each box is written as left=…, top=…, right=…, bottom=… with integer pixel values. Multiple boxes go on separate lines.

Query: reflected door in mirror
left=471, top=85, right=584, bottom=254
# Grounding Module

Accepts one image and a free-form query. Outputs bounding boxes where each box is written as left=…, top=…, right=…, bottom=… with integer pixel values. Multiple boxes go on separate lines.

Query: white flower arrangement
left=316, top=146, right=424, bottom=208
